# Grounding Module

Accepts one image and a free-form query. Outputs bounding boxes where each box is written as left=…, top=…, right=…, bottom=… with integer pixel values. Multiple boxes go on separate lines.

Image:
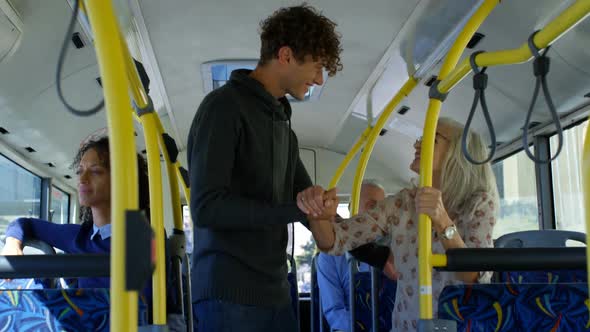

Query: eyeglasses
left=415, top=132, right=450, bottom=144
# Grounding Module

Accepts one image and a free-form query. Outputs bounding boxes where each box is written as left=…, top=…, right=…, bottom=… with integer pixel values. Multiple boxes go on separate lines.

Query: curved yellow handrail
left=350, top=78, right=418, bottom=215
left=418, top=0, right=499, bottom=320
left=120, top=31, right=150, bottom=109
left=83, top=1, right=139, bottom=331
left=117, top=14, right=168, bottom=324
left=155, top=117, right=185, bottom=231
left=328, top=127, right=371, bottom=189
left=438, top=0, right=590, bottom=94
left=138, top=113, right=167, bottom=324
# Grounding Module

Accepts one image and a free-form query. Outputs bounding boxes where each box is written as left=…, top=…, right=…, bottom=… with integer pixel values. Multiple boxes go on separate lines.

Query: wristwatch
left=441, top=224, right=457, bottom=240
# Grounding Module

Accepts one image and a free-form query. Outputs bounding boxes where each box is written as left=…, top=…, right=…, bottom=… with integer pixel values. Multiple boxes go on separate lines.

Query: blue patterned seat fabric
left=499, top=269, right=587, bottom=284
left=438, top=283, right=590, bottom=331
left=353, top=272, right=397, bottom=332
left=0, top=288, right=148, bottom=331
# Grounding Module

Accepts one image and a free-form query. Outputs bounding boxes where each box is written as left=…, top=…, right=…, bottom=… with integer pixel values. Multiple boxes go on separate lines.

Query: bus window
left=50, top=186, right=70, bottom=224
left=0, top=154, right=42, bottom=236
left=492, top=150, right=539, bottom=238
left=182, top=205, right=194, bottom=254
left=551, top=120, right=588, bottom=233
left=337, top=202, right=350, bottom=218
left=289, top=202, right=349, bottom=294
left=293, top=223, right=314, bottom=293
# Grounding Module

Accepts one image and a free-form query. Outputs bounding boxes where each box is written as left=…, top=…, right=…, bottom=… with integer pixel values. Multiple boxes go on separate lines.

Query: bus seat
left=438, top=283, right=589, bottom=331
left=0, top=278, right=45, bottom=289
left=351, top=271, right=396, bottom=332
left=494, top=230, right=586, bottom=248
left=498, top=269, right=587, bottom=284
left=310, top=253, right=330, bottom=332
left=494, top=230, right=587, bottom=283
left=0, top=288, right=148, bottom=331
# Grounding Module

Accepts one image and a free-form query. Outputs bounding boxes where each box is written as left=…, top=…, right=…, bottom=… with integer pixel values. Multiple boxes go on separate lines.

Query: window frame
left=491, top=115, right=589, bottom=233
left=50, top=185, right=71, bottom=224
left=546, top=117, right=589, bottom=232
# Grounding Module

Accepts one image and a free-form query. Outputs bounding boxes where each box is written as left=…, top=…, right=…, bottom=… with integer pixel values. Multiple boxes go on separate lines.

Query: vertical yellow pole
left=417, top=0, right=499, bottom=320
left=141, top=114, right=167, bottom=324
left=83, top=1, right=139, bottom=331
left=417, top=100, right=440, bottom=319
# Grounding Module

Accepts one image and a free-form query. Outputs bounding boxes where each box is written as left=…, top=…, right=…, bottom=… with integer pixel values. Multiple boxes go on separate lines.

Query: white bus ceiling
left=0, top=0, right=588, bottom=195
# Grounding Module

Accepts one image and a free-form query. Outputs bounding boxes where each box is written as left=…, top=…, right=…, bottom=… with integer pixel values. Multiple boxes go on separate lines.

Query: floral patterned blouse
left=325, top=187, right=497, bottom=331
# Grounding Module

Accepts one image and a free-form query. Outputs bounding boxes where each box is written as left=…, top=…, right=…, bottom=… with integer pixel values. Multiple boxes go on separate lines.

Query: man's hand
left=309, top=188, right=339, bottom=221
left=297, top=186, right=339, bottom=218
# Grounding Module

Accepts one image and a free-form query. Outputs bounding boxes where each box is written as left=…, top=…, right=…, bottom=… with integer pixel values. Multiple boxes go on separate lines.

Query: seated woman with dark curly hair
left=1, top=136, right=150, bottom=288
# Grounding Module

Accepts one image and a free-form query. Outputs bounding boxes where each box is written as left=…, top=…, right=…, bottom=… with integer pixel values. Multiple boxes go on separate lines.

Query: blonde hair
left=438, top=117, right=499, bottom=214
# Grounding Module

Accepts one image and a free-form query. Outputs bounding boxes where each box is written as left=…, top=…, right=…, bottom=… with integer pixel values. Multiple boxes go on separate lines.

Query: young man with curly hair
left=187, top=4, right=343, bottom=331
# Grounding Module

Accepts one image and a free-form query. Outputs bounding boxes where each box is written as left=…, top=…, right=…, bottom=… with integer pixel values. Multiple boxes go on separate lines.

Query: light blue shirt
left=90, top=223, right=112, bottom=240
left=316, top=253, right=370, bottom=332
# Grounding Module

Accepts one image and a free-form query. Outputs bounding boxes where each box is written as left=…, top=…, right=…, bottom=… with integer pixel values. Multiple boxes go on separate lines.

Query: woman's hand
left=415, top=187, right=453, bottom=233
left=382, top=252, right=399, bottom=280
left=297, top=186, right=339, bottom=219
left=305, top=189, right=339, bottom=251
left=308, top=188, right=339, bottom=222
left=1, top=237, right=23, bottom=256
left=297, top=185, right=328, bottom=217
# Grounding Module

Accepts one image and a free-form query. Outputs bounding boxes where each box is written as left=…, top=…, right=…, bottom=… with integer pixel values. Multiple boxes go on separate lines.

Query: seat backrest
left=494, top=230, right=587, bottom=283
left=311, top=253, right=330, bottom=332
left=494, top=230, right=586, bottom=248
left=438, top=283, right=589, bottom=332
left=0, top=288, right=148, bottom=331
left=352, top=271, right=396, bottom=332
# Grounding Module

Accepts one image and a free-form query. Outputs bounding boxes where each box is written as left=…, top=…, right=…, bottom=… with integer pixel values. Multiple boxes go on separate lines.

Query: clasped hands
left=296, top=185, right=339, bottom=221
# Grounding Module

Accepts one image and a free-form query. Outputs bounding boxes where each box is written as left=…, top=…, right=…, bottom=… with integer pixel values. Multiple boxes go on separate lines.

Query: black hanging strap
left=461, top=51, right=497, bottom=165
left=522, top=30, right=564, bottom=163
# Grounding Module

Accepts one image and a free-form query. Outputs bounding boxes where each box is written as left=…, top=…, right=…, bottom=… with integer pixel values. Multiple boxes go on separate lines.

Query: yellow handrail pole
left=417, top=0, right=499, bottom=320
left=117, top=26, right=169, bottom=323
left=83, top=1, right=139, bottom=331
left=139, top=113, right=167, bottom=324
left=350, top=78, right=418, bottom=214
left=120, top=31, right=150, bottom=108
left=417, top=102, right=439, bottom=320
left=155, top=117, right=184, bottom=230
left=438, top=0, right=590, bottom=94
left=328, top=127, right=371, bottom=189
left=584, top=121, right=590, bottom=298
left=175, top=163, right=191, bottom=203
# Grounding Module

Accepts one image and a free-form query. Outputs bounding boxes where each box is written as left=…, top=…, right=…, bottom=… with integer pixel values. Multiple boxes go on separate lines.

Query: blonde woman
left=299, top=118, right=499, bottom=331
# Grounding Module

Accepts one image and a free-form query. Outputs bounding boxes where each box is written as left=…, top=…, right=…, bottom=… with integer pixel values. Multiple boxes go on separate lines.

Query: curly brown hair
left=258, top=3, right=343, bottom=76
left=71, top=137, right=150, bottom=226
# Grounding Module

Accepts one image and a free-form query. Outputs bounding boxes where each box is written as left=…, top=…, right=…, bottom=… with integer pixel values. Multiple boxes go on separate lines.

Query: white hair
left=361, top=178, right=385, bottom=192
left=437, top=117, right=499, bottom=214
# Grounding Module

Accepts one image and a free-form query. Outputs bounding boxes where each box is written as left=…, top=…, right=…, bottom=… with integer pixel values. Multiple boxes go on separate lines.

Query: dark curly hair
left=258, top=3, right=343, bottom=76
left=71, top=137, right=150, bottom=226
